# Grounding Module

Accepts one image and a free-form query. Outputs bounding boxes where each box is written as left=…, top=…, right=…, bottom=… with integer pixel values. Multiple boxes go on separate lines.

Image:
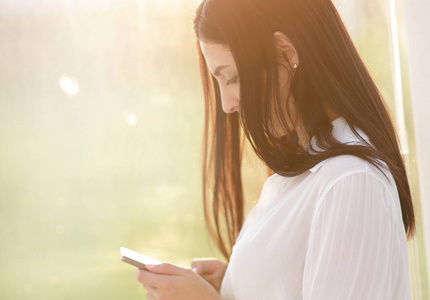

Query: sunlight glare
left=59, top=75, right=79, bottom=96
left=127, top=114, right=138, bottom=126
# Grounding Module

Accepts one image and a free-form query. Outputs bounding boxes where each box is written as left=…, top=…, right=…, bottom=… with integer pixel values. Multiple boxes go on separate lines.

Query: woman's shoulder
left=310, top=154, right=376, bottom=173
left=309, top=154, right=395, bottom=191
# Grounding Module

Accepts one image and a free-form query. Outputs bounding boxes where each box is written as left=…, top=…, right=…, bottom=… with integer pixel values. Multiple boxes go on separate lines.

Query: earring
left=293, top=63, right=298, bottom=69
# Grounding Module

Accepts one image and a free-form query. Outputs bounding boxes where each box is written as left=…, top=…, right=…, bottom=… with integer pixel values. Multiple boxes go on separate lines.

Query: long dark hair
left=193, top=0, right=415, bottom=261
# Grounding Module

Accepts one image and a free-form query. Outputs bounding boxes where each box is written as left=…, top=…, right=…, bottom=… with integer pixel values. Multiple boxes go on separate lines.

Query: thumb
left=191, top=259, right=224, bottom=275
left=145, top=262, right=189, bottom=276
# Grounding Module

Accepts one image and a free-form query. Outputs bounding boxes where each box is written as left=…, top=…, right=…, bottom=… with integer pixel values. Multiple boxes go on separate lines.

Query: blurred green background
left=0, top=0, right=426, bottom=299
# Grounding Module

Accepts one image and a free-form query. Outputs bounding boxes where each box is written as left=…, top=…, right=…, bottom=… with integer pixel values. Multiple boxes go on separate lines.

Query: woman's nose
left=224, top=105, right=239, bottom=113
left=220, top=93, right=239, bottom=114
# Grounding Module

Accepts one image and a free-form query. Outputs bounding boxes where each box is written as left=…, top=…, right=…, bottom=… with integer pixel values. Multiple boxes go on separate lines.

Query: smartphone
left=120, top=247, right=162, bottom=270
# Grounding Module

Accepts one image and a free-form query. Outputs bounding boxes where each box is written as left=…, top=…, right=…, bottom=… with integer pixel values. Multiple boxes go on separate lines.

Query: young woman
left=136, top=0, right=415, bottom=299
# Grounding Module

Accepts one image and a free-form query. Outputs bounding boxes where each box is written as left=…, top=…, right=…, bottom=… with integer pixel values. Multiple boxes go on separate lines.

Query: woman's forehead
left=199, top=41, right=236, bottom=75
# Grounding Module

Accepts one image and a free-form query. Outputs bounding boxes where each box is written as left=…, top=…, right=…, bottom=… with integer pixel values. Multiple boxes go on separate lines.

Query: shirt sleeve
left=302, top=171, right=408, bottom=299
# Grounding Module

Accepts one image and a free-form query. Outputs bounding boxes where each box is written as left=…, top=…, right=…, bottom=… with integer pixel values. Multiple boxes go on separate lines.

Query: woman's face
left=199, top=41, right=240, bottom=114
left=199, top=36, right=298, bottom=139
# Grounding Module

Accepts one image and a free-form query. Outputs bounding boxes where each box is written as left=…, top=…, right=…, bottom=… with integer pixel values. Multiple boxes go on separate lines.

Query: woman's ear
left=273, top=31, right=299, bottom=67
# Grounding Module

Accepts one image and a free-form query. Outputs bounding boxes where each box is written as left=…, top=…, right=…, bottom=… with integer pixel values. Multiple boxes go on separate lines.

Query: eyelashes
left=226, top=76, right=238, bottom=86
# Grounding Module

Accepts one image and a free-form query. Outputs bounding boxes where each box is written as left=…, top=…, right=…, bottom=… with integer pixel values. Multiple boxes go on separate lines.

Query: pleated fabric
left=220, top=117, right=411, bottom=300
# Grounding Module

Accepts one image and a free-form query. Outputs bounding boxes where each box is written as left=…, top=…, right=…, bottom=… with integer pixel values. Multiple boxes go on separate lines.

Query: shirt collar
left=308, top=117, right=371, bottom=173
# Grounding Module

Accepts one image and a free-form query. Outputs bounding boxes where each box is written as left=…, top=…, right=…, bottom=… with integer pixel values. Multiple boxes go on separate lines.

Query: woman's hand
left=136, top=262, right=223, bottom=300
left=190, top=258, right=228, bottom=292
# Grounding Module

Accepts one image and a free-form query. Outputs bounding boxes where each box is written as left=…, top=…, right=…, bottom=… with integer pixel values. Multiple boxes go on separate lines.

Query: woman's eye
left=226, top=76, right=238, bottom=86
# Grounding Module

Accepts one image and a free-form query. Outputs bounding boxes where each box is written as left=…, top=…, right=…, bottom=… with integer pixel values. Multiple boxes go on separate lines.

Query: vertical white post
left=387, top=0, right=409, bottom=155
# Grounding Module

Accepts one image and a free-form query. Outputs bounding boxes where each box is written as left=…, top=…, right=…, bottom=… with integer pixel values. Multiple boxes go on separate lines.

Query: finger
left=145, top=262, right=192, bottom=276
left=146, top=291, right=157, bottom=300
left=191, top=259, right=224, bottom=275
left=136, top=268, right=169, bottom=288
left=143, top=283, right=158, bottom=293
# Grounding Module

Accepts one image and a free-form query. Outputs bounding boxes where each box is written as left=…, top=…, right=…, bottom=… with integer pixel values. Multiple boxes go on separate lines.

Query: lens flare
left=59, top=74, right=79, bottom=96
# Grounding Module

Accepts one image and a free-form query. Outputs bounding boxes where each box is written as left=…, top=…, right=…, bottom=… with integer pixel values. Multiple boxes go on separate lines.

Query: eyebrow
left=213, top=65, right=231, bottom=76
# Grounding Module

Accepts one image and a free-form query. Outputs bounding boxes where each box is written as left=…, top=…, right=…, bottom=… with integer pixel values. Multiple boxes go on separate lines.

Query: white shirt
left=219, top=117, right=411, bottom=300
